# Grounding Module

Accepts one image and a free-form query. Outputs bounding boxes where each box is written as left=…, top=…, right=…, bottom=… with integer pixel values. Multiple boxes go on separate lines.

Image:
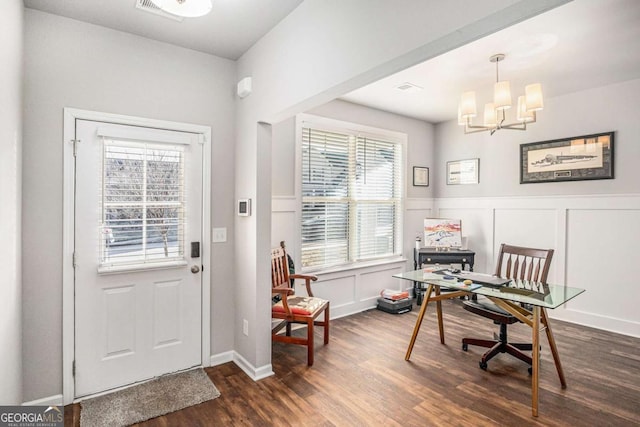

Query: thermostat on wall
left=237, top=199, right=251, bottom=216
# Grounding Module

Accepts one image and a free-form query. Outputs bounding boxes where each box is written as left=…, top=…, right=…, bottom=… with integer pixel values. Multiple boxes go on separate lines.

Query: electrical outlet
left=242, top=319, right=249, bottom=336
left=212, top=227, right=227, bottom=243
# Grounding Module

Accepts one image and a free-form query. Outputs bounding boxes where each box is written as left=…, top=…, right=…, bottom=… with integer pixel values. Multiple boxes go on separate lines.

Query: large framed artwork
left=520, top=131, right=614, bottom=184
left=423, top=218, right=462, bottom=248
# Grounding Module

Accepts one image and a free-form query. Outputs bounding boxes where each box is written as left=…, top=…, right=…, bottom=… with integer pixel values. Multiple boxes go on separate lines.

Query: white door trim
left=62, top=108, right=212, bottom=404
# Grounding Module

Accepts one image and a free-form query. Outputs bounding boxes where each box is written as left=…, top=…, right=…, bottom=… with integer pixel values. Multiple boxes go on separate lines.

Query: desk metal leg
left=434, top=286, right=445, bottom=344
left=532, top=305, right=540, bottom=417
left=541, top=308, right=567, bottom=388
left=405, top=284, right=433, bottom=361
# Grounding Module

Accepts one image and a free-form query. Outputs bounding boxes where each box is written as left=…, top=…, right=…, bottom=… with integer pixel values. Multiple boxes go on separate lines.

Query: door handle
left=191, top=265, right=200, bottom=274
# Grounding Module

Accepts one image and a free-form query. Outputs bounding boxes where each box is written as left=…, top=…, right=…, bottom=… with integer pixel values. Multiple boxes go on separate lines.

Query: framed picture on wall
left=446, top=158, right=479, bottom=185
left=520, top=131, right=614, bottom=183
left=413, top=166, right=429, bottom=186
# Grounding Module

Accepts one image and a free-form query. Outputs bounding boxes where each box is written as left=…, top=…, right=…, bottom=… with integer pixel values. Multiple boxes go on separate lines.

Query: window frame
left=295, top=114, right=407, bottom=273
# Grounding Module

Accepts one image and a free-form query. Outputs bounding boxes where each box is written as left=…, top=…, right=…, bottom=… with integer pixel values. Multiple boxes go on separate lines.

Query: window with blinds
left=301, top=124, right=403, bottom=269
left=100, top=140, right=185, bottom=268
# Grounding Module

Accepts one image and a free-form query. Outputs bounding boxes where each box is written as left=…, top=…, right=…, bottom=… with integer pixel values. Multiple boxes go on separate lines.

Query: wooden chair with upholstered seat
left=271, top=241, right=329, bottom=366
left=462, top=243, right=554, bottom=371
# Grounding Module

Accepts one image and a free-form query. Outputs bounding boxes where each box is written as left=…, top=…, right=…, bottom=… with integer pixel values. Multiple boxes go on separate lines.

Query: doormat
left=80, top=368, right=220, bottom=427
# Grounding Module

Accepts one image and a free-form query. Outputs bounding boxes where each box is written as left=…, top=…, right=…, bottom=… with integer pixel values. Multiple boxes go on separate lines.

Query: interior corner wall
left=22, top=10, right=236, bottom=402
left=270, top=100, right=436, bottom=319
left=0, top=0, right=24, bottom=405
left=234, top=0, right=568, bottom=371
left=432, top=79, right=640, bottom=337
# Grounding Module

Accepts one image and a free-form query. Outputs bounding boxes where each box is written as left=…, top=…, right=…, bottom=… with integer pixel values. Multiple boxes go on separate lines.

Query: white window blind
left=301, top=125, right=403, bottom=269
left=100, top=140, right=186, bottom=269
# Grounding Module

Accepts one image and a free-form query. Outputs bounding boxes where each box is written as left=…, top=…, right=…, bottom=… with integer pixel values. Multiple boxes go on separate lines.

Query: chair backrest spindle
left=271, top=246, right=290, bottom=288
left=494, top=243, right=554, bottom=283
left=505, top=255, right=513, bottom=278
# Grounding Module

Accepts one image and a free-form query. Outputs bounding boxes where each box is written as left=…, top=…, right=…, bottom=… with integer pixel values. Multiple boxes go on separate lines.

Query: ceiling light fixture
left=150, top=0, right=212, bottom=18
left=458, top=54, right=543, bottom=135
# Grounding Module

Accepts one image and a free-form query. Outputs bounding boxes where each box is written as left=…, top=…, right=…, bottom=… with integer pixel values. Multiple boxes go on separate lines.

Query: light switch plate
left=212, top=227, right=227, bottom=243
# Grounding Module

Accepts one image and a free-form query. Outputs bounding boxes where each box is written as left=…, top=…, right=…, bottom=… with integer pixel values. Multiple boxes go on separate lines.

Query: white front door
left=73, top=120, right=203, bottom=398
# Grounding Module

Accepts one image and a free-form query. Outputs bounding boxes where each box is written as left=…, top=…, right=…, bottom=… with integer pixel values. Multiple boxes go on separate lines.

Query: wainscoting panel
left=310, top=275, right=356, bottom=308
left=565, top=208, right=640, bottom=336
left=403, top=198, right=434, bottom=265
left=308, top=261, right=408, bottom=319
left=437, top=207, right=493, bottom=272
left=494, top=208, right=559, bottom=283
left=271, top=197, right=298, bottom=258
left=273, top=196, right=423, bottom=319
left=359, top=265, right=406, bottom=301
left=436, top=194, right=640, bottom=338
left=274, top=194, right=640, bottom=337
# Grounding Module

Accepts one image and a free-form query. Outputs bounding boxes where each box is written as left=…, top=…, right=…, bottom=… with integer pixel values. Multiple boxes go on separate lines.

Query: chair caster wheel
left=479, top=361, right=488, bottom=371
left=462, top=343, right=468, bottom=351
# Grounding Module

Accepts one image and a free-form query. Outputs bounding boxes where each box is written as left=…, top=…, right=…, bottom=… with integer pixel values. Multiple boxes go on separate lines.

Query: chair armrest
left=272, top=286, right=295, bottom=316
left=290, top=273, right=318, bottom=281
left=290, top=274, right=318, bottom=297
left=272, top=286, right=294, bottom=296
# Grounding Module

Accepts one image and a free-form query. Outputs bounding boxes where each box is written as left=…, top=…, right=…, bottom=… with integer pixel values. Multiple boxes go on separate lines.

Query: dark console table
left=413, top=248, right=475, bottom=305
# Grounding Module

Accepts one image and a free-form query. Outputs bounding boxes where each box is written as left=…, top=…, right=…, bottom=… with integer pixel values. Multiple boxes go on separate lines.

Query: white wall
left=433, top=80, right=640, bottom=337
left=22, top=10, right=237, bottom=402
left=271, top=100, right=435, bottom=317
left=434, top=79, right=640, bottom=198
left=0, top=0, right=23, bottom=405
left=235, top=0, right=568, bottom=375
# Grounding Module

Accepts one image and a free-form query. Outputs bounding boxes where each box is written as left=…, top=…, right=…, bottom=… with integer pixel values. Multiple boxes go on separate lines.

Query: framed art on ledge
left=520, top=131, right=614, bottom=184
left=423, top=218, right=462, bottom=248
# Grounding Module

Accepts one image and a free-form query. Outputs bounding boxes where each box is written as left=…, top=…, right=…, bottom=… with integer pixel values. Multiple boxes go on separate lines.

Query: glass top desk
left=393, top=270, right=585, bottom=417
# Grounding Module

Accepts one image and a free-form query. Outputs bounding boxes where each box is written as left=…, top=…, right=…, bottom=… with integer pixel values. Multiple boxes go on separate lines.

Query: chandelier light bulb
left=494, top=81, right=512, bottom=110
left=460, top=91, right=477, bottom=118
left=525, top=83, right=544, bottom=111
left=517, top=96, right=535, bottom=122
left=484, top=103, right=497, bottom=127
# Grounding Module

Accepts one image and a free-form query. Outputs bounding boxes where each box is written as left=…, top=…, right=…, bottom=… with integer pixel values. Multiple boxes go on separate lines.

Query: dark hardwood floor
left=65, top=298, right=640, bottom=426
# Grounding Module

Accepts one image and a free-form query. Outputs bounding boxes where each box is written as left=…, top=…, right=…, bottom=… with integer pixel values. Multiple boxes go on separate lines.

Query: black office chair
left=462, top=244, right=554, bottom=371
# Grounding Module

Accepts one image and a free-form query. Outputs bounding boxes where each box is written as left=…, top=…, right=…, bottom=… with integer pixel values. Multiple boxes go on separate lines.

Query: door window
left=100, top=140, right=186, bottom=270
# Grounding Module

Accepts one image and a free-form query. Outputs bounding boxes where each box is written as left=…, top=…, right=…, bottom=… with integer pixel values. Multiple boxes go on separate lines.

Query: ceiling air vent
left=135, top=0, right=184, bottom=22
left=395, top=82, right=423, bottom=93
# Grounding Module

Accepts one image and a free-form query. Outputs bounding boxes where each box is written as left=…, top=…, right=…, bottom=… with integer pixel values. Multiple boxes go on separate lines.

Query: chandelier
left=458, top=54, right=543, bottom=135
left=151, top=0, right=212, bottom=18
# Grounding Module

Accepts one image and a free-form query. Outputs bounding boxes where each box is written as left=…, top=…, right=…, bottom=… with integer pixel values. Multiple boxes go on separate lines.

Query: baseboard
left=549, top=308, right=640, bottom=338
left=232, top=352, right=274, bottom=381
left=331, top=300, right=378, bottom=319
left=210, top=351, right=234, bottom=367
left=210, top=350, right=274, bottom=381
left=22, top=394, right=63, bottom=406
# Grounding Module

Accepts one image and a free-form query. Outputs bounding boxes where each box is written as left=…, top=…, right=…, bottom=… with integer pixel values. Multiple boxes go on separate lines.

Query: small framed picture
left=413, top=166, right=429, bottom=187
left=447, top=158, right=479, bottom=185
